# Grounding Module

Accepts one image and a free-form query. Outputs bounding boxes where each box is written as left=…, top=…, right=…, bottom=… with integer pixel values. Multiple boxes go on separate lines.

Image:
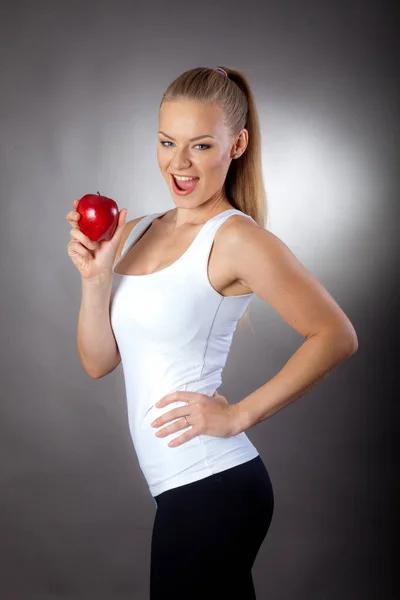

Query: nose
left=171, top=148, right=191, bottom=171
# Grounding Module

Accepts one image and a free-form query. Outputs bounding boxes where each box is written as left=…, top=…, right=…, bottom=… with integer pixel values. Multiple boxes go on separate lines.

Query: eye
left=159, top=141, right=210, bottom=150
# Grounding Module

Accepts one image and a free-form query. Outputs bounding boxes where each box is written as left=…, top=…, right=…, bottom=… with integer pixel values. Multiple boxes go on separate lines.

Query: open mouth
left=170, top=174, right=200, bottom=195
left=173, top=176, right=186, bottom=191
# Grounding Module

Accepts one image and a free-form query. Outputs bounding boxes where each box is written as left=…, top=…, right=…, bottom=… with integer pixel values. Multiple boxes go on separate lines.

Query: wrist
left=231, top=402, right=248, bottom=436
left=81, top=272, right=113, bottom=288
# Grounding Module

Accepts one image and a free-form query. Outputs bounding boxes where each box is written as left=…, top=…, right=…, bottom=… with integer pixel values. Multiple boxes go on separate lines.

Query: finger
left=152, top=405, right=188, bottom=427
left=67, top=239, right=93, bottom=258
left=155, top=417, right=190, bottom=438
left=168, top=431, right=193, bottom=447
left=70, top=228, right=96, bottom=249
left=66, top=211, right=81, bottom=229
left=119, top=208, right=128, bottom=224
left=115, top=208, right=128, bottom=235
left=158, top=391, right=196, bottom=407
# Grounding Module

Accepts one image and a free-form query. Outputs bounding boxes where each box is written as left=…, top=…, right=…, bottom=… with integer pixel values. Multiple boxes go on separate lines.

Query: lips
left=170, top=174, right=200, bottom=196
left=171, top=174, right=199, bottom=179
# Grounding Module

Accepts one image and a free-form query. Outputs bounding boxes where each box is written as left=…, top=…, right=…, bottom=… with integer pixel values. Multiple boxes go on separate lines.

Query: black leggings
left=150, top=455, right=274, bottom=600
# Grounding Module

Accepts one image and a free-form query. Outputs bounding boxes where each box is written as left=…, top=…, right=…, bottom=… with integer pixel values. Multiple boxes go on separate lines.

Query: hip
left=154, top=454, right=274, bottom=514
left=146, top=436, right=260, bottom=496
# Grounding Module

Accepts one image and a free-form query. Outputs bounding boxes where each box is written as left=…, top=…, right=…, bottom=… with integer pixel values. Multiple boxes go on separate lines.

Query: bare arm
left=76, top=216, right=143, bottom=379
left=77, top=275, right=120, bottom=378
left=222, top=217, right=358, bottom=432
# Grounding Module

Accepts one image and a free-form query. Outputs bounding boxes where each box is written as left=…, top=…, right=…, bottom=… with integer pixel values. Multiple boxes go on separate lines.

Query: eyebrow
left=158, top=131, right=216, bottom=142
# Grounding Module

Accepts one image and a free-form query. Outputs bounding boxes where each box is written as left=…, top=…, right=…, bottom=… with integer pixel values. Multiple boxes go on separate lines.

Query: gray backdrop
left=0, top=0, right=397, bottom=599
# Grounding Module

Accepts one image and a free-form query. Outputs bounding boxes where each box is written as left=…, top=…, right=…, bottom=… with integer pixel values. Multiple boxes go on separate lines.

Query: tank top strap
left=115, top=208, right=256, bottom=276
left=119, top=211, right=168, bottom=262
left=199, top=208, right=256, bottom=247
left=206, top=208, right=256, bottom=230
left=186, top=208, right=257, bottom=283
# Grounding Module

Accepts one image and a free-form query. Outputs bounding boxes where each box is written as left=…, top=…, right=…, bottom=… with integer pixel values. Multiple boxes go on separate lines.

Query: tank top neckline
left=115, top=207, right=241, bottom=280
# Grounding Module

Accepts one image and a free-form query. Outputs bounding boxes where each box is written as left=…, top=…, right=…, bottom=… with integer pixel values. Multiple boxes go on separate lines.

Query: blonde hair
left=160, top=66, right=268, bottom=331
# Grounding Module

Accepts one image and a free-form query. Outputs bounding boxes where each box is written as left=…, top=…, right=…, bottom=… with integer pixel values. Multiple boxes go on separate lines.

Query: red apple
left=76, top=191, right=119, bottom=242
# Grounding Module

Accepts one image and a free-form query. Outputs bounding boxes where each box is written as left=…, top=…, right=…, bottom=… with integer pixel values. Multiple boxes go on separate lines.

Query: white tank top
left=110, top=208, right=259, bottom=497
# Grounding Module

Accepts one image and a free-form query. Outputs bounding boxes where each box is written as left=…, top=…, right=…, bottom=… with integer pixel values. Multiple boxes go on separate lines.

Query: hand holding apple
left=66, top=194, right=128, bottom=282
left=77, top=191, right=119, bottom=242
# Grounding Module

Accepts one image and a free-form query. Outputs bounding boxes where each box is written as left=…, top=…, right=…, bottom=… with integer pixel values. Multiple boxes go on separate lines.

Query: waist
left=134, top=429, right=260, bottom=497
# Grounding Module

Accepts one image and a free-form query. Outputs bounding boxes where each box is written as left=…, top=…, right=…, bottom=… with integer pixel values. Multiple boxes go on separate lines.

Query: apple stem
left=97, top=191, right=100, bottom=195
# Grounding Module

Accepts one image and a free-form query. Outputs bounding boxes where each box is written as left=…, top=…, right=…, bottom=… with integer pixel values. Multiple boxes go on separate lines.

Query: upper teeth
left=174, top=175, right=197, bottom=181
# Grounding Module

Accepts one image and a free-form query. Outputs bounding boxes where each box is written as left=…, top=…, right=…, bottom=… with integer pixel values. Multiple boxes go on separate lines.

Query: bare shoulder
left=220, top=213, right=355, bottom=340
left=216, top=212, right=260, bottom=249
left=217, top=212, right=261, bottom=250
left=114, top=214, right=147, bottom=265
left=219, top=212, right=299, bottom=276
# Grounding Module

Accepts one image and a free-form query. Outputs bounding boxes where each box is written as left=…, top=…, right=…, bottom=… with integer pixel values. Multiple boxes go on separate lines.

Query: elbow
left=87, top=361, right=121, bottom=380
left=343, top=324, right=359, bottom=356
left=81, top=364, right=107, bottom=379
left=88, top=368, right=110, bottom=379
left=332, top=323, right=359, bottom=358
left=80, top=353, right=121, bottom=380
left=85, top=369, right=103, bottom=379
left=89, top=371, right=103, bottom=380
left=315, top=322, right=359, bottom=360
left=349, top=332, right=359, bottom=355
left=343, top=336, right=358, bottom=359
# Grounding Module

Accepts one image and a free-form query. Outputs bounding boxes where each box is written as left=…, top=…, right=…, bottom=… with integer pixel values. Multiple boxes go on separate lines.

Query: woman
left=66, top=66, right=358, bottom=599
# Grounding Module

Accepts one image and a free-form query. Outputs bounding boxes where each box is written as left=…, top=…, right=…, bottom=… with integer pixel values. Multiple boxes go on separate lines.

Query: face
left=157, top=99, right=246, bottom=214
